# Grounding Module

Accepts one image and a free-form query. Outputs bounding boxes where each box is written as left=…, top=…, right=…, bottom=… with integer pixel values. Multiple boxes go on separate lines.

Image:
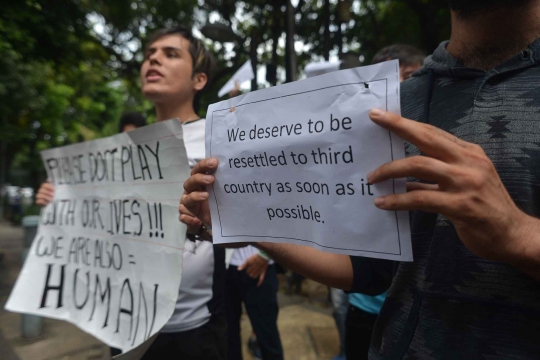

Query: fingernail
left=204, top=175, right=213, bottom=183
left=370, top=108, right=385, bottom=118
left=208, top=158, right=216, bottom=166
left=374, top=197, right=385, bottom=207
left=367, top=171, right=374, bottom=183
left=200, top=192, right=209, bottom=200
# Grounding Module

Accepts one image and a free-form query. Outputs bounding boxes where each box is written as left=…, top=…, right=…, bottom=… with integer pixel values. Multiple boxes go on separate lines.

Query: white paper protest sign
left=206, top=60, right=412, bottom=261
left=305, top=61, right=342, bottom=78
left=218, top=60, right=255, bottom=97
left=5, top=120, right=190, bottom=353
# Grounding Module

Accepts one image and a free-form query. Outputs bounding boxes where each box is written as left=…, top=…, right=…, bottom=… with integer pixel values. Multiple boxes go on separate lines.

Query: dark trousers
left=346, top=304, right=378, bottom=360
left=226, top=264, right=283, bottom=360
left=140, top=311, right=227, bottom=360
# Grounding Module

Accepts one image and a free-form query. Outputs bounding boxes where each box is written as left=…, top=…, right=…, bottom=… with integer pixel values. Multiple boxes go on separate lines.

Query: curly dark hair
left=118, top=112, right=146, bottom=133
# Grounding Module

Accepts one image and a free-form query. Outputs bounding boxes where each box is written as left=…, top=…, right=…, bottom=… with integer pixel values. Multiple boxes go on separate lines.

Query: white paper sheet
left=206, top=60, right=412, bottom=261
left=218, top=60, right=255, bottom=97
left=5, top=120, right=191, bottom=354
left=305, top=61, right=342, bottom=78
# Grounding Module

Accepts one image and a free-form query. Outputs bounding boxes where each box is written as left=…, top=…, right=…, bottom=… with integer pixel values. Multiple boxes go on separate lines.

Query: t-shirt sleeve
left=349, top=256, right=395, bottom=295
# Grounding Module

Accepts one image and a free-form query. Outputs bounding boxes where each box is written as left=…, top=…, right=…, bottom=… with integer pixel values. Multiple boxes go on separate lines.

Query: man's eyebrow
left=163, top=46, right=182, bottom=52
left=145, top=46, right=183, bottom=54
left=150, top=46, right=182, bottom=52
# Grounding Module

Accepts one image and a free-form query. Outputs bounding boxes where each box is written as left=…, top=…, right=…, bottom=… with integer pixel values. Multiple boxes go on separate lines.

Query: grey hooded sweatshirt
left=350, top=41, right=540, bottom=359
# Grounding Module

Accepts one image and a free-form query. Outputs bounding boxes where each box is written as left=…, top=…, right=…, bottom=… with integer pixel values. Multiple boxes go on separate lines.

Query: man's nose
left=148, top=51, right=161, bottom=65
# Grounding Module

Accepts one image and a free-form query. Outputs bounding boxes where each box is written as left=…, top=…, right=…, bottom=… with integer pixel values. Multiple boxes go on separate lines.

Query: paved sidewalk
left=0, top=331, right=20, bottom=360
left=0, top=221, right=339, bottom=360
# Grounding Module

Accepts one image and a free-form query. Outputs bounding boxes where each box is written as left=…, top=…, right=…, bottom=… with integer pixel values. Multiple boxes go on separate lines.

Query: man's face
left=448, top=0, right=531, bottom=16
left=400, top=63, right=422, bottom=82
left=140, top=34, right=195, bottom=103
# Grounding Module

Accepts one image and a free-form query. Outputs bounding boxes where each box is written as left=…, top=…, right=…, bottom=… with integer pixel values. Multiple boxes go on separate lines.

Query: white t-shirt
left=183, top=118, right=206, bottom=168
left=161, top=119, right=225, bottom=333
left=230, top=245, right=274, bottom=267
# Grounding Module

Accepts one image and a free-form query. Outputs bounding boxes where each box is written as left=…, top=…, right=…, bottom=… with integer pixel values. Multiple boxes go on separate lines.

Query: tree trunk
left=270, top=4, right=280, bottom=86
left=285, top=0, right=297, bottom=82
left=323, top=0, right=331, bottom=60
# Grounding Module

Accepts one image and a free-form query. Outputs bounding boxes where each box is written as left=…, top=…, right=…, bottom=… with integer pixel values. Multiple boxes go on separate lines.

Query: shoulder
left=401, top=75, right=426, bottom=97
left=401, top=75, right=428, bottom=122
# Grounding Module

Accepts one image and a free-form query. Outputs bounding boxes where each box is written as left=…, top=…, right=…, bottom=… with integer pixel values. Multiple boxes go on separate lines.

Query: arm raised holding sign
left=181, top=109, right=540, bottom=288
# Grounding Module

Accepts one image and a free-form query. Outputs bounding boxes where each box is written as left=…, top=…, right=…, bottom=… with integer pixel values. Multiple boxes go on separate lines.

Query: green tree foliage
left=202, top=0, right=450, bottom=82
left=0, top=0, right=129, bottom=188
left=0, top=0, right=452, bottom=191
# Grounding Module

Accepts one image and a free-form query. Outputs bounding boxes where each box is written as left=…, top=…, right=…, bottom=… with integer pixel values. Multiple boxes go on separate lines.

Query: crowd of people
left=35, top=0, right=540, bottom=359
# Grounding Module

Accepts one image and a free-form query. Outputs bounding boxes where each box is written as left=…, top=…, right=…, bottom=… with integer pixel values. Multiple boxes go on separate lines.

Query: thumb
left=257, top=272, right=266, bottom=287
left=238, top=262, right=247, bottom=271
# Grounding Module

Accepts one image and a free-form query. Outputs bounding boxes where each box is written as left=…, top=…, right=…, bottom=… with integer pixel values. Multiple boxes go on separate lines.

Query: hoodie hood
left=411, top=39, right=540, bottom=123
left=414, top=41, right=485, bottom=79
left=414, top=39, right=540, bottom=80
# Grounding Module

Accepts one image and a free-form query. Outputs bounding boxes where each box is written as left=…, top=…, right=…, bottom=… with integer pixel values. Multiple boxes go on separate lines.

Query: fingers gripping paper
left=5, top=120, right=190, bottom=353
left=206, top=61, right=412, bottom=261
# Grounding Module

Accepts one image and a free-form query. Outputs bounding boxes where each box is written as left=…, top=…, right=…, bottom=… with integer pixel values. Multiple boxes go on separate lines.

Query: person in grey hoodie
left=182, top=0, right=540, bottom=359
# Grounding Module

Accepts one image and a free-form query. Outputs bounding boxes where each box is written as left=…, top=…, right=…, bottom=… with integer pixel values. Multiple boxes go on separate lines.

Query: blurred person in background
left=226, top=246, right=283, bottom=360
left=371, top=44, right=426, bottom=81
left=117, top=111, right=147, bottom=133
left=329, top=287, right=348, bottom=360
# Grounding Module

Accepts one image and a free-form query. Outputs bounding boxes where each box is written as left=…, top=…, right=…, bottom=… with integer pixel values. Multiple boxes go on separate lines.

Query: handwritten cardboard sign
left=6, top=120, right=190, bottom=353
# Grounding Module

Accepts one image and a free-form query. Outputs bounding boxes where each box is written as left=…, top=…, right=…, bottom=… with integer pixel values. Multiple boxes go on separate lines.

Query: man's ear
left=193, top=72, right=208, bottom=92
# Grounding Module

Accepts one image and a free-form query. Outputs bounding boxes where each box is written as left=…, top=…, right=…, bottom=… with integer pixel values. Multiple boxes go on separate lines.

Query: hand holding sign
left=181, top=158, right=216, bottom=226
left=367, top=109, right=540, bottom=275
left=36, top=181, right=55, bottom=206
left=178, top=201, right=202, bottom=234
left=181, top=158, right=217, bottom=228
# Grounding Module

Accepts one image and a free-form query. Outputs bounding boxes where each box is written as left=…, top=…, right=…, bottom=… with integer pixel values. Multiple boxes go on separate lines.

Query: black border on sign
left=209, top=79, right=402, bottom=256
